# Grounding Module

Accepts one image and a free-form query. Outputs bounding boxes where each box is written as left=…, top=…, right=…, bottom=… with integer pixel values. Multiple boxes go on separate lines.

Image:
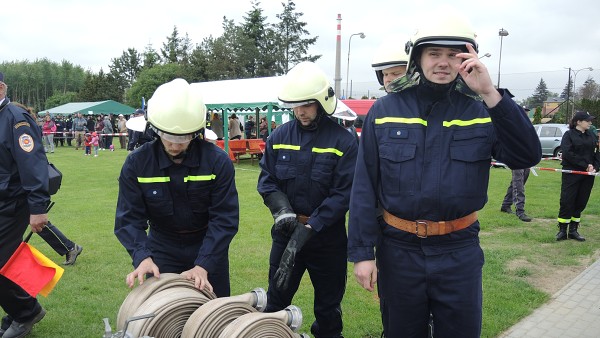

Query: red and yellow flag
left=0, top=242, right=64, bottom=297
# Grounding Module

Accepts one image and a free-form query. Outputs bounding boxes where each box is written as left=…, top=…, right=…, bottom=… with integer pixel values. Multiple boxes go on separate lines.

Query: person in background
left=102, top=115, right=114, bottom=151
left=42, top=114, right=56, bottom=153
left=0, top=71, right=49, bottom=338
left=245, top=115, right=255, bottom=139
left=258, top=62, right=358, bottom=338
left=71, top=112, right=87, bottom=150
left=555, top=111, right=600, bottom=242
left=84, top=132, right=92, bottom=156
left=260, top=117, right=269, bottom=141
left=65, top=114, right=73, bottom=146
left=91, top=132, right=100, bottom=157
left=127, top=109, right=154, bottom=151
left=115, top=79, right=239, bottom=297
left=501, top=107, right=534, bottom=223
left=271, top=120, right=277, bottom=131
left=53, top=114, right=65, bottom=147
left=228, top=113, right=242, bottom=140
left=347, top=13, right=541, bottom=337
left=117, top=114, right=128, bottom=149
left=371, top=35, right=409, bottom=93
left=210, top=112, right=224, bottom=140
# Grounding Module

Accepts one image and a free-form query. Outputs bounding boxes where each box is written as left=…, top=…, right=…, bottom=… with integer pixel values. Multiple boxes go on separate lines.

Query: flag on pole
left=0, top=242, right=64, bottom=297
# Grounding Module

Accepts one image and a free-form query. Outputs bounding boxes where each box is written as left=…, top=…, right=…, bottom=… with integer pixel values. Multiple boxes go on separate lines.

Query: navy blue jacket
left=114, top=138, right=239, bottom=273
left=0, top=99, right=50, bottom=214
left=257, top=115, right=358, bottom=232
left=348, top=86, right=542, bottom=262
left=560, top=128, right=600, bottom=171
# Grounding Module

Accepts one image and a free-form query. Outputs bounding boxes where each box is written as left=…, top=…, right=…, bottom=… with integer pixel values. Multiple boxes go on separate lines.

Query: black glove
left=273, top=224, right=314, bottom=291
left=264, top=191, right=297, bottom=236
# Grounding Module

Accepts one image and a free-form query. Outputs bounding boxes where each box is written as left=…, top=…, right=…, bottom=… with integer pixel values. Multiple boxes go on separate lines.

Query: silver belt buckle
left=415, top=220, right=428, bottom=238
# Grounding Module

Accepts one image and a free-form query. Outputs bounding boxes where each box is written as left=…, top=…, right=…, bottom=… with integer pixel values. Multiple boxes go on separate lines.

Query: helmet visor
left=153, top=128, right=197, bottom=143
left=279, top=100, right=316, bottom=109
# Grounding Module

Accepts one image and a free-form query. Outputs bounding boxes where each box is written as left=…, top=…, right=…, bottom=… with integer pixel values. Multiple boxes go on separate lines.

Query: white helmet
left=147, top=78, right=206, bottom=143
left=404, top=11, right=478, bottom=78
left=278, top=61, right=337, bottom=115
left=371, top=37, right=409, bottom=86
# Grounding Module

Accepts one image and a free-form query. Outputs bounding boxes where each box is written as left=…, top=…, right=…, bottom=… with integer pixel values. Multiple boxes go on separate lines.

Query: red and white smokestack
left=334, top=14, right=342, bottom=98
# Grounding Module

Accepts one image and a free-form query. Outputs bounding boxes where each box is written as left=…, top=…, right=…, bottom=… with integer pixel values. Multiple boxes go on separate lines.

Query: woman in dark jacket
left=556, top=111, right=600, bottom=241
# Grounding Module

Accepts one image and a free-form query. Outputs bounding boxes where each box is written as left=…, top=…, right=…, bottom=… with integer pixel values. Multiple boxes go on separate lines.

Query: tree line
left=0, top=0, right=318, bottom=112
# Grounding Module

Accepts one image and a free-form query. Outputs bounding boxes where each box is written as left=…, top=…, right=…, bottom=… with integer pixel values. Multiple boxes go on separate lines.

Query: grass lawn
left=4, top=145, right=599, bottom=338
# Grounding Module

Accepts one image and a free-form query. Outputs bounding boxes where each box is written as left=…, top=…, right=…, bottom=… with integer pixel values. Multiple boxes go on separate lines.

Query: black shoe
left=3, top=308, right=45, bottom=338
left=518, top=214, right=532, bottom=222
left=500, top=207, right=513, bottom=214
left=64, top=244, right=83, bottom=265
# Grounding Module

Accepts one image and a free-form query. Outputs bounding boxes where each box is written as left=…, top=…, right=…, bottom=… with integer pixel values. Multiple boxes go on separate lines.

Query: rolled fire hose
left=217, top=305, right=310, bottom=338
left=116, top=273, right=216, bottom=335
left=181, top=287, right=267, bottom=338
left=126, top=287, right=214, bottom=337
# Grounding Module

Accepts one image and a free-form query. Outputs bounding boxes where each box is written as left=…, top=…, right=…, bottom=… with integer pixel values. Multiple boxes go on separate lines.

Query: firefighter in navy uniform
left=348, top=13, right=542, bottom=338
left=115, top=79, right=239, bottom=297
left=0, top=72, right=49, bottom=338
left=257, top=62, right=358, bottom=338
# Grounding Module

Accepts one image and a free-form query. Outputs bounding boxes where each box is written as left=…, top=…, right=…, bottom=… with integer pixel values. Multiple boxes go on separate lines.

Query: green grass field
left=4, top=145, right=600, bottom=338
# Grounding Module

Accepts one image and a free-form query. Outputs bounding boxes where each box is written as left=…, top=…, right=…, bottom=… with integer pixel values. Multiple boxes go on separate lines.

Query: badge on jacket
left=19, top=134, right=34, bottom=152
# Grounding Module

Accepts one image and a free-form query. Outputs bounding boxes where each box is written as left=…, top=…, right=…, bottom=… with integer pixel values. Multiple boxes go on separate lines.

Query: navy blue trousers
left=377, top=235, right=484, bottom=338
left=266, top=225, right=347, bottom=338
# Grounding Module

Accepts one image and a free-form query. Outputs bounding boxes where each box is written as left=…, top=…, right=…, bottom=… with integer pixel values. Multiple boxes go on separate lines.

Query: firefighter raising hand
left=457, top=43, right=502, bottom=107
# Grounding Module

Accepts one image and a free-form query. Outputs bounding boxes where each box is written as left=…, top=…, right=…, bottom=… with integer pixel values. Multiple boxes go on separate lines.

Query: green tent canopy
left=38, top=100, right=136, bottom=117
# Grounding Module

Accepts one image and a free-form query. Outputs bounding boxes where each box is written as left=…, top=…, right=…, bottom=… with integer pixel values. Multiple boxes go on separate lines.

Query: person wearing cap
left=371, top=35, right=409, bottom=93
left=555, top=111, right=599, bottom=242
left=257, top=61, right=358, bottom=338
left=117, top=114, right=128, bottom=149
left=114, top=79, right=239, bottom=297
left=500, top=106, right=533, bottom=222
left=0, top=72, right=49, bottom=337
left=348, top=12, right=541, bottom=337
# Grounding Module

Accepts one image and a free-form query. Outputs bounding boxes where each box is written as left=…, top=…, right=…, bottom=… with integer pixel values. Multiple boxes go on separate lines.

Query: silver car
left=533, top=123, right=569, bottom=157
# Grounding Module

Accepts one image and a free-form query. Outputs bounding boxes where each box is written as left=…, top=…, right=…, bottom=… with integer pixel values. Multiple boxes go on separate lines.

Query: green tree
left=559, top=75, right=572, bottom=100
left=242, top=1, right=277, bottom=77
left=125, top=63, right=185, bottom=108
left=45, top=91, right=78, bottom=109
left=160, top=26, right=192, bottom=64
left=273, top=0, right=320, bottom=74
left=142, top=43, right=161, bottom=70
left=532, top=106, right=542, bottom=124
left=578, top=77, right=599, bottom=101
left=77, top=69, right=123, bottom=102
left=109, top=48, right=143, bottom=89
left=530, top=78, right=551, bottom=108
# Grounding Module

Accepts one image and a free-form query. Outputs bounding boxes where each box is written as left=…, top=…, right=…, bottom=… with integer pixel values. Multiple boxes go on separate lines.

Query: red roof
left=341, top=99, right=375, bottom=116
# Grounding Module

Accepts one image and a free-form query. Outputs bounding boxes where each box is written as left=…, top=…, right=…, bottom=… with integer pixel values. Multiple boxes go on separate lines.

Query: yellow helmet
left=278, top=61, right=337, bottom=115
left=371, top=36, right=409, bottom=86
left=404, top=11, right=478, bottom=78
left=147, top=78, right=206, bottom=143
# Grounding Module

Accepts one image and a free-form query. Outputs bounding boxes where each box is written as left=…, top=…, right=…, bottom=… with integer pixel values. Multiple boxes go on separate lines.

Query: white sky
left=2, top=0, right=599, bottom=102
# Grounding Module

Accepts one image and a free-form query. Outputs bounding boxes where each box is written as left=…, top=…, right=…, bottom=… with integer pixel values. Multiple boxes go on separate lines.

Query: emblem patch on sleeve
left=19, top=134, right=34, bottom=152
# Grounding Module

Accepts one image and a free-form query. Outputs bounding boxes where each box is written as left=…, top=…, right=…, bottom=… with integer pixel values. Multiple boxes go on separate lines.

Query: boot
left=556, top=223, right=568, bottom=241
left=568, top=222, right=586, bottom=242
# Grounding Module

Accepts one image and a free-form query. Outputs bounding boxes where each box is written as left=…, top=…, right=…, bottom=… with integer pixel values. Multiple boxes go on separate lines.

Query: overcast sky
left=2, top=0, right=599, bottom=102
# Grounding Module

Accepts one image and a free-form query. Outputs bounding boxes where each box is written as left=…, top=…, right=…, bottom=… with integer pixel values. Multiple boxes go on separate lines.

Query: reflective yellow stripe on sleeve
left=137, top=177, right=170, bottom=183
left=312, top=147, right=343, bottom=157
